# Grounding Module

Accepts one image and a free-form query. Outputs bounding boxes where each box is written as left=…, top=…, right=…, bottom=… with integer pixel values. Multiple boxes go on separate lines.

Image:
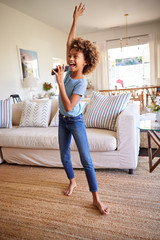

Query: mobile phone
left=51, top=65, right=69, bottom=75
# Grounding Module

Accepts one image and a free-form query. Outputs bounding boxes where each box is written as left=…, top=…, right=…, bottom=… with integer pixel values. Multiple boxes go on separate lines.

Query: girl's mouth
left=69, top=63, right=76, bottom=68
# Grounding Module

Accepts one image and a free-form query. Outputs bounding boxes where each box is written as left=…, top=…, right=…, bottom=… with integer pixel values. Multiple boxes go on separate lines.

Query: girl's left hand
left=52, top=64, right=65, bottom=85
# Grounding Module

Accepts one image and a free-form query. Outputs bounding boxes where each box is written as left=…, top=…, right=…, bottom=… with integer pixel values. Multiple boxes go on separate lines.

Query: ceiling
left=0, top=0, right=160, bottom=34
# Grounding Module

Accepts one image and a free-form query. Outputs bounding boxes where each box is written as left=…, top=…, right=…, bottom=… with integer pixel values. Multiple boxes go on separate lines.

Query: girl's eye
left=68, top=54, right=78, bottom=59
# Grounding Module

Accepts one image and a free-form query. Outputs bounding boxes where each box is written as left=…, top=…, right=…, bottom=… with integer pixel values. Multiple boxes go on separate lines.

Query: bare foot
left=64, top=179, right=76, bottom=196
left=93, top=200, right=110, bottom=215
left=92, top=192, right=110, bottom=215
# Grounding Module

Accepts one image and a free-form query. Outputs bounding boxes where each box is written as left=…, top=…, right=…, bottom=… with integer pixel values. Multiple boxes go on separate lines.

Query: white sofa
left=0, top=99, right=140, bottom=174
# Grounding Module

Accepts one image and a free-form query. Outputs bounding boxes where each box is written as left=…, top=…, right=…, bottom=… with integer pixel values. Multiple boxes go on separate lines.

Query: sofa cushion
left=77, top=128, right=117, bottom=151
left=84, top=91, right=131, bottom=131
left=0, top=127, right=117, bottom=151
left=19, top=100, right=51, bottom=127
left=0, top=97, right=12, bottom=128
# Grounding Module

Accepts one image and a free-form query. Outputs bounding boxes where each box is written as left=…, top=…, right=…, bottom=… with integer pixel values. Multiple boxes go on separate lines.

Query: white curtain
left=90, top=41, right=109, bottom=91
left=150, top=32, right=160, bottom=85
left=149, top=33, right=158, bottom=85
left=158, top=32, right=160, bottom=80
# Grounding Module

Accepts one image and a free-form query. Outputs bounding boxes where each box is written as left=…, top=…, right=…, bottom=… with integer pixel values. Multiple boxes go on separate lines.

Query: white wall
left=0, top=2, right=159, bottom=100
left=0, top=3, right=67, bottom=100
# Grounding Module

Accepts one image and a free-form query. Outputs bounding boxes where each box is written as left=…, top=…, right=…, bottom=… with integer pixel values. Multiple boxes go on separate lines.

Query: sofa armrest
left=116, top=103, right=140, bottom=169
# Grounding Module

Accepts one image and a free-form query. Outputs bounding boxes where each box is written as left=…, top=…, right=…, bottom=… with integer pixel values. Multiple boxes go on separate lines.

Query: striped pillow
left=0, top=97, right=12, bottom=128
left=84, top=91, right=131, bottom=131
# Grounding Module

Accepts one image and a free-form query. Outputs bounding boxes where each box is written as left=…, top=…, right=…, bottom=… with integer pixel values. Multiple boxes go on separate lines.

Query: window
left=108, top=43, right=150, bottom=89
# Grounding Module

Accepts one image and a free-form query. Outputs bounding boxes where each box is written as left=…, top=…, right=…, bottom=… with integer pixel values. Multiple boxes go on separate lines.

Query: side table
left=139, top=120, right=160, bottom=172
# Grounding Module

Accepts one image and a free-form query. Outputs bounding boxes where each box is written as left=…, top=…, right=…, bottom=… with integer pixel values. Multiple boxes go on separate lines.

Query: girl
left=53, top=3, right=110, bottom=215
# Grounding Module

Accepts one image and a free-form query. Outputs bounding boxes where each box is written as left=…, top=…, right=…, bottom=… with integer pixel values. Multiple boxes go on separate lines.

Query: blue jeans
left=58, top=113, right=98, bottom=192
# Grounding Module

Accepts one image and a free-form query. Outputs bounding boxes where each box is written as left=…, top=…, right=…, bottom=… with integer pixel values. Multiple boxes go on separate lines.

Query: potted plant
left=151, top=96, right=160, bottom=122
left=43, top=82, right=53, bottom=98
left=49, top=91, right=57, bottom=99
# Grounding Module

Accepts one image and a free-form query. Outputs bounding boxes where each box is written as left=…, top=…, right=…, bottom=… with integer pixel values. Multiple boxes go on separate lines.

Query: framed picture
left=18, top=48, right=40, bottom=80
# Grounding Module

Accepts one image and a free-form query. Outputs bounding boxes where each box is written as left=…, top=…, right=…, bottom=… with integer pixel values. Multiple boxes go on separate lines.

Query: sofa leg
left=129, top=169, right=133, bottom=175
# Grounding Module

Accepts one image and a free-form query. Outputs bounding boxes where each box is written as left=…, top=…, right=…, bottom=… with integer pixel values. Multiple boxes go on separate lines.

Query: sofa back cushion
left=12, top=102, right=23, bottom=126
left=49, top=100, right=88, bottom=127
left=12, top=99, right=59, bottom=126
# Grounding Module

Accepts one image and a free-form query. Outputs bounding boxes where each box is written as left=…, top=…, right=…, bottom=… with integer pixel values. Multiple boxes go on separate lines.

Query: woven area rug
left=0, top=157, right=160, bottom=240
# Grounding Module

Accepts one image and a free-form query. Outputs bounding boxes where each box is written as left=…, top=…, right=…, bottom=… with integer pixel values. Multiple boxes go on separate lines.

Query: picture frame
left=18, top=47, right=40, bottom=80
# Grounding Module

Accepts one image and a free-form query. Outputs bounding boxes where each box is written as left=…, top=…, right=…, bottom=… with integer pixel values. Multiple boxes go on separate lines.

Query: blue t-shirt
left=59, top=71, right=87, bottom=117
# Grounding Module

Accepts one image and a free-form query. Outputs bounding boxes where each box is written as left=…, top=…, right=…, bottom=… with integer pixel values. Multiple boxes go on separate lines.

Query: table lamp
left=23, top=76, right=38, bottom=99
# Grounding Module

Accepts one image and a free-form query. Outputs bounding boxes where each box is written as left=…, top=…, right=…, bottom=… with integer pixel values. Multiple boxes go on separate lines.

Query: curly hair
left=69, top=37, right=100, bottom=75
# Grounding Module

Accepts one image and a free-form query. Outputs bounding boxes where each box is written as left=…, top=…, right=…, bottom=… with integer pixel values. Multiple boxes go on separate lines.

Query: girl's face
left=68, top=48, right=87, bottom=73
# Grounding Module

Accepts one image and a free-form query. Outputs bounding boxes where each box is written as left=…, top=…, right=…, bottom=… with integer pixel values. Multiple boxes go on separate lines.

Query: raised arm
left=53, top=3, right=85, bottom=112
left=66, top=3, right=85, bottom=64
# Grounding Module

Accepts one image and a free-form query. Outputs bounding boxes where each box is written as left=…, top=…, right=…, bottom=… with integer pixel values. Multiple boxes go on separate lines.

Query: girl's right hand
left=52, top=65, right=65, bottom=86
left=73, top=2, right=85, bottom=21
